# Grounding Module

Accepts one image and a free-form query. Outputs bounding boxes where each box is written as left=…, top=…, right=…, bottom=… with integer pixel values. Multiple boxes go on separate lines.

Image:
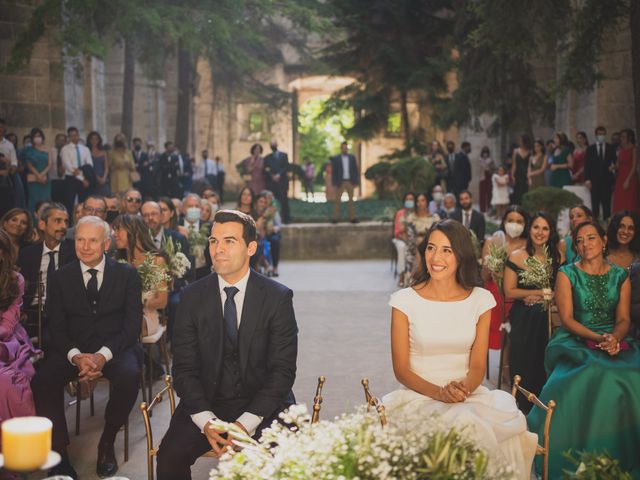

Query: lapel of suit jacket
left=97, top=256, right=116, bottom=315
left=238, top=270, right=266, bottom=376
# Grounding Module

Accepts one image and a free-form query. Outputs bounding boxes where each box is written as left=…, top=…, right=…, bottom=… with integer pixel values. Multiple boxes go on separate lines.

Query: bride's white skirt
left=383, top=386, right=537, bottom=480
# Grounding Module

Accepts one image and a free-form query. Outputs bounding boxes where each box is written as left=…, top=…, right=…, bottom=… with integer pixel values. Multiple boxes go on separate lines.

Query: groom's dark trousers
left=156, top=270, right=298, bottom=480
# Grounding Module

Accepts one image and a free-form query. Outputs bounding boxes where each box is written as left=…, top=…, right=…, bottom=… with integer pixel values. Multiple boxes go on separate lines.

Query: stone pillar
left=90, top=57, right=107, bottom=136
left=63, top=56, right=85, bottom=132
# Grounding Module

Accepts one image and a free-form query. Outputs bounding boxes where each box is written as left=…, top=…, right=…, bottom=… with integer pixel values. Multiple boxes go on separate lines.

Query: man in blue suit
left=330, top=141, right=359, bottom=223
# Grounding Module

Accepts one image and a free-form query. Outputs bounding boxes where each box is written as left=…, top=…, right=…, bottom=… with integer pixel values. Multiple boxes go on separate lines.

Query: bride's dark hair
left=411, top=219, right=481, bottom=290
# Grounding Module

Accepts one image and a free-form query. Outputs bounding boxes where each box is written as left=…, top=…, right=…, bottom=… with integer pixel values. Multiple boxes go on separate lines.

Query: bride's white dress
left=383, top=287, right=537, bottom=480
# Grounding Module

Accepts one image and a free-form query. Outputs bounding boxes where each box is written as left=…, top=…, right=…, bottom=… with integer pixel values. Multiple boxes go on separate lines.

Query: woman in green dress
left=559, top=204, right=592, bottom=265
left=550, top=132, right=573, bottom=188
left=23, top=127, right=52, bottom=214
left=528, top=220, right=640, bottom=478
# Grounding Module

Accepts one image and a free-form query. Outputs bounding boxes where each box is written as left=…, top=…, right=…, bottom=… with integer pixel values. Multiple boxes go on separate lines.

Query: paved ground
left=31, top=260, right=401, bottom=480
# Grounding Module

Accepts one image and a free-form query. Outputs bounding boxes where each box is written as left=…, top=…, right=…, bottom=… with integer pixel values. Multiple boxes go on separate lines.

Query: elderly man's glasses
left=126, top=197, right=142, bottom=203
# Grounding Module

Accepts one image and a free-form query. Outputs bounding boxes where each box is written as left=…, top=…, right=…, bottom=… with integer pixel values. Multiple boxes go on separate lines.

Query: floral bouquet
left=562, top=450, right=632, bottom=479
left=137, top=252, right=171, bottom=295
left=518, top=245, right=554, bottom=310
left=209, top=404, right=517, bottom=480
left=162, top=235, right=191, bottom=279
left=484, top=243, right=508, bottom=289
left=187, top=224, right=211, bottom=269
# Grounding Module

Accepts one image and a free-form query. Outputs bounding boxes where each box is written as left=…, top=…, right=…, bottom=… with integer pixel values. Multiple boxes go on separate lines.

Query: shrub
left=521, top=187, right=582, bottom=220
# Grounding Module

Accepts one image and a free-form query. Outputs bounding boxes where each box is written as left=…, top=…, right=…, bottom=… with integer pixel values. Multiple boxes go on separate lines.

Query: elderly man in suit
left=31, top=215, right=143, bottom=479
left=330, top=141, right=360, bottom=223
left=450, top=190, right=486, bottom=245
left=156, top=209, right=298, bottom=480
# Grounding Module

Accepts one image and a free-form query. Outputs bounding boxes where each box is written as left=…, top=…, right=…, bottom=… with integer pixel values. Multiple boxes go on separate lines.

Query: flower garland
left=162, top=235, right=191, bottom=279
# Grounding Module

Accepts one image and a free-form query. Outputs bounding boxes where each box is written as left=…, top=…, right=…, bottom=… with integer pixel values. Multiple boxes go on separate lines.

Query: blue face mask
left=186, top=207, right=201, bottom=223
left=404, top=200, right=415, bottom=209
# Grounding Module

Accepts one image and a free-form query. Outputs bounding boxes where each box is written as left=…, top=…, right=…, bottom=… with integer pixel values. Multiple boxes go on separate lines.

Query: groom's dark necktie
left=223, top=286, right=239, bottom=345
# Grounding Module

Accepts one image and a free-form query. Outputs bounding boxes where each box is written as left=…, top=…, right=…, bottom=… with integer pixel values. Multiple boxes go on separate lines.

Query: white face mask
left=505, top=222, right=525, bottom=238
left=185, top=207, right=201, bottom=223
left=432, top=192, right=443, bottom=202
left=209, top=202, right=219, bottom=213
left=596, top=135, right=606, bottom=143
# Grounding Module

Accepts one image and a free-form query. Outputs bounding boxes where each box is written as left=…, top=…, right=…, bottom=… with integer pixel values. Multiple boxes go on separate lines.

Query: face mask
left=505, top=222, right=525, bottom=238
left=106, top=210, right=119, bottom=224
left=597, top=135, right=606, bottom=143
left=432, top=192, right=443, bottom=202
left=447, top=147, right=454, bottom=153
left=24, top=140, right=32, bottom=148
left=404, top=200, right=415, bottom=209
left=33, top=137, right=43, bottom=146
left=186, top=207, right=201, bottom=223
left=210, top=202, right=219, bottom=213
left=445, top=207, right=456, bottom=214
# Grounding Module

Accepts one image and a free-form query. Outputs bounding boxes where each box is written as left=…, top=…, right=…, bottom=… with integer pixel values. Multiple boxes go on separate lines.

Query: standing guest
left=240, top=144, right=264, bottom=195
left=452, top=141, right=472, bottom=198
left=511, top=134, right=532, bottom=205
left=393, top=192, right=415, bottom=287
left=60, top=126, right=92, bottom=217
left=559, top=205, right=592, bottom=265
left=323, top=160, right=337, bottom=203
left=122, top=188, right=142, bottom=216
left=0, top=118, right=19, bottom=217
left=478, top=146, right=494, bottom=213
left=428, top=185, right=446, bottom=217
left=237, top=187, right=255, bottom=216
left=195, top=150, right=218, bottom=191
left=382, top=220, right=537, bottom=480
left=23, top=127, right=52, bottom=213
left=330, top=141, right=359, bottom=223
left=528, top=220, right=640, bottom=478
left=158, top=142, right=182, bottom=198
left=263, top=140, right=291, bottom=223
left=0, top=230, right=41, bottom=447
left=527, top=139, right=547, bottom=190
left=1, top=208, right=34, bottom=254
left=17, top=204, right=76, bottom=337
left=214, top=156, right=226, bottom=202
left=302, top=156, right=316, bottom=201
left=401, top=193, right=440, bottom=286
left=87, top=131, right=110, bottom=196
left=504, top=212, right=562, bottom=413
left=451, top=190, right=485, bottom=244
left=263, top=191, right=283, bottom=277
left=571, top=131, right=588, bottom=184
left=428, top=141, right=448, bottom=191
left=544, top=139, right=556, bottom=187
left=159, top=196, right=179, bottom=231
left=32, top=216, right=143, bottom=479
left=585, top=126, right=616, bottom=220
left=443, top=141, right=456, bottom=192
left=104, top=193, right=120, bottom=224
left=606, top=211, right=640, bottom=270
left=612, top=129, right=638, bottom=213
left=156, top=210, right=298, bottom=480
left=480, top=206, right=528, bottom=381
left=65, top=196, right=107, bottom=240
left=49, top=133, right=67, bottom=204
left=108, top=133, right=135, bottom=195
left=176, top=149, right=193, bottom=195
left=550, top=132, right=573, bottom=188
left=138, top=141, right=158, bottom=199
left=491, top=165, right=510, bottom=220
left=442, top=193, right=457, bottom=217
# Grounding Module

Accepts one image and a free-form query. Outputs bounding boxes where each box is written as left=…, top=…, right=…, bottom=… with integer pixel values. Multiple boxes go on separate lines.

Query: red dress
left=485, top=278, right=513, bottom=350
left=612, top=146, right=638, bottom=213
left=571, top=148, right=586, bottom=184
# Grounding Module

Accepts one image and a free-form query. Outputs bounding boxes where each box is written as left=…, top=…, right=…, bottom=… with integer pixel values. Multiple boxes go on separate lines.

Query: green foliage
left=562, top=450, right=632, bottom=480
left=521, top=187, right=582, bottom=220
left=364, top=161, right=393, bottom=199
left=389, top=156, right=436, bottom=195
left=289, top=199, right=398, bottom=223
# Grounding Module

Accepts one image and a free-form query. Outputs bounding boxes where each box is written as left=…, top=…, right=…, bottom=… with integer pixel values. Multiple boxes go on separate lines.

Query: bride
left=383, top=219, right=537, bottom=479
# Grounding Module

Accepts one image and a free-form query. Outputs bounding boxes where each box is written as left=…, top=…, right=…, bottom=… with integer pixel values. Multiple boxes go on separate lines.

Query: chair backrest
left=511, top=375, right=556, bottom=480
left=361, top=378, right=387, bottom=427
left=311, top=376, right=325, bottom=424
left=140, top=375, right=175, bottom=480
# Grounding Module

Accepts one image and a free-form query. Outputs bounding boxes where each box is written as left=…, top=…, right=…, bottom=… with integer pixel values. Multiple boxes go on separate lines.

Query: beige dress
left=109, top=149, right=135, bottom=194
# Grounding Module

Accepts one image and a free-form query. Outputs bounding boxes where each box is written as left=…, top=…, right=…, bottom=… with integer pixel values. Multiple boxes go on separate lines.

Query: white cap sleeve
left=475, top=287, right=497, bottom=316
left=389, top=288, right=412, bottom=317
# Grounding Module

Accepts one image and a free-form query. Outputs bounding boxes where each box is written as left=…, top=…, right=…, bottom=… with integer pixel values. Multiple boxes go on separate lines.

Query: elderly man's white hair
left=76, top=215, right=110, bottom=240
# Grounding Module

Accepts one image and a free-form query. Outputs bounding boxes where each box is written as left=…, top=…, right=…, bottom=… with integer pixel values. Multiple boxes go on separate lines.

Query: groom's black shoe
left=97, top=441, right=118, bottom=478
left=49, top=456, right=78, bottom=479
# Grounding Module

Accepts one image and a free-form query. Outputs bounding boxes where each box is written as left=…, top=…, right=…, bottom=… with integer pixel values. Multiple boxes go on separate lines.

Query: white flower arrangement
left=484, top=243, right=508, bottom=289
left=209, top=404, right=517, bottom=480
left=518, top=245, right=554, bottom=310
left=162, top=235, right=191, bottom=279
left=137, top=251, right=171, bottom=295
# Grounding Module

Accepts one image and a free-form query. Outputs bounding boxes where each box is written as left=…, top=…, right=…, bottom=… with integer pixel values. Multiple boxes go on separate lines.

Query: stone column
left=90, top=57, right=107, bottom=136
left=63, top=56, right=85, bottom=132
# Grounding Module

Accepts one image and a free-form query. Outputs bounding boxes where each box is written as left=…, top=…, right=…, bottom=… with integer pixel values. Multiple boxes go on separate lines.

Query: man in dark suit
left=330, top=141, right=360, bottom=223
left=158, top=141, right=182, bottom=198
left=17, top=203, right=76, bottom=339
left=156, top=210, right=298, bottom=480
left=452, top=141, right=472, bottom=197
left=585, top=125, right=617, bottom=221
left=263, top=140, right=291, bottom=223
left=132, top=137, right=158, bottom=199
left=32, top=216, right=143, bottom=479
left=450, top=190, right=485, bottom=245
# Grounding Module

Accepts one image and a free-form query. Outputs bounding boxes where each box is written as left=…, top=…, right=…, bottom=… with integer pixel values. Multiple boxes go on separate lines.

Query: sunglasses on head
left=126, top=197, right=141, bottom=203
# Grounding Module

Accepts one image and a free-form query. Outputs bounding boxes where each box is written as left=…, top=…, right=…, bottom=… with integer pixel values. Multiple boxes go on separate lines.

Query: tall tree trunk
left=631, top=2, right=640, bottom=132
left=175, top=42, right=192, bottom=153
left=121, top=37, right=135, bottom=141
left=400, top=89, right=411, bottom=151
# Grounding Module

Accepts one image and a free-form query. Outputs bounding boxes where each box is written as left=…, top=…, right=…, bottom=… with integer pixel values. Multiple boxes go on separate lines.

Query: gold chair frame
left=511, top=375, right=556, bottom=480
left=361, top=378, right=387, bottom=427
left=311, top=376, right=325, bottom=424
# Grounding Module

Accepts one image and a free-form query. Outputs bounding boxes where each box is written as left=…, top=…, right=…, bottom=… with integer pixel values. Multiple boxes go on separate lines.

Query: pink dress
left=571, top=148, right=586, bottom=184
left=0, top=274, right=40, bottom=450
left=612, top=146, right=638, bottom=213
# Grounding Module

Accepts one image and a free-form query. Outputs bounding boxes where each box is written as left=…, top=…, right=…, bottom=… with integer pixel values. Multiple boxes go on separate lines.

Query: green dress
left=563, top=234, right=581, bottom=265
left=550, top=147, right=572, bottom=188
left=528, top=263, right=640, bottom=478
left=23, top=146, right=51, bottom=213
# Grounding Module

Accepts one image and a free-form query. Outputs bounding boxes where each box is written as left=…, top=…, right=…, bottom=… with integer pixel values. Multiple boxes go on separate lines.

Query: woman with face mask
left=393, top=192, right=416, bottom=287
left=504, top=212, right=563, bottom=414
left=108, top=133, right=136, bottom=194
left=480, top=206, right=529, bottom=384
left=23, top=127, right=52, bottom=214
left=559, top=205, right=592, bottom=265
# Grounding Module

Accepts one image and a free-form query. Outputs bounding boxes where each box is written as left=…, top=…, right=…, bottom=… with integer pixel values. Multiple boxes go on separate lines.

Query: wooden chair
left=310, top=376, right=325, bottom=424
left=140, top=315, right=171, bottom=405
left=22, top=271, right=45, bottom=350
left=511, top=375, right=556, bottom=480
left=140, top=375, right=216, bottom=480
left=361, top=378, right=387, bottom=427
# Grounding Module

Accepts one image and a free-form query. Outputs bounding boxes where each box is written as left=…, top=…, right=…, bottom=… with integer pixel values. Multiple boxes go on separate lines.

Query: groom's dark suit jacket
left=172, top=270, right=298, bottom=419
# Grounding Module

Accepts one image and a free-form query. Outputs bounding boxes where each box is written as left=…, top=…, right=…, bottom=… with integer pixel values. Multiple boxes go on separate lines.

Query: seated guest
left=17, top=203, right=76, bottom=339
left=558, top=205, right=592, bottom=265
left=1, top=208, right=35, bottom=255
left=392, top=192, right=415, bottom=287
left=32, top=216, right=143, bottom=479
left=156, top=210, right=298, bottom=480
left=428, top=185, right=446, bottom=218
left=528, top=220, right=640, bottom=477
left=179, top=193, right=211, bottom=279
left=442, top=193, right=457, bottom=217
left=0, top=230, right=41, bottom=442
left=450, top=190, right=486, bottom=244
left=606, top=210, right=640, bottom=270
left=200, top=199, right=214, bottom=223
left=65, top=195, right=107, bottom=240
left=104, top=193, right=120, bottom=224
left=121, top=188, right=142, bottom=216
left=158, top=196, right=179, bottom=231
left=237, top=186, right=255, bottom=216
left=253, top=192, right=281, bottom=275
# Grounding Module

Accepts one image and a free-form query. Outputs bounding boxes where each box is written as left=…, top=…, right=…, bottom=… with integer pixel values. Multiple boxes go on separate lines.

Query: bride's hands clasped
left=438, top=381, right=471, bottom=403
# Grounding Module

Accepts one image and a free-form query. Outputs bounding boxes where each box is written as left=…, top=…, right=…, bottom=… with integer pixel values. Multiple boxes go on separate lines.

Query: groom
left=156, top=210, right=298, bottom=480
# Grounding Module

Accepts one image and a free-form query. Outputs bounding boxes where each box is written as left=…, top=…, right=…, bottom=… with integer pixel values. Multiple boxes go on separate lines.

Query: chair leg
left=148, top=453, right=154, bottom=480
left=160, top=335, right=171, bottom=375
left=75, top=382, right=81, bottom=436
left=147, top=346, right=153, bottom=405
left=90, top=388, right=95, bottom=416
